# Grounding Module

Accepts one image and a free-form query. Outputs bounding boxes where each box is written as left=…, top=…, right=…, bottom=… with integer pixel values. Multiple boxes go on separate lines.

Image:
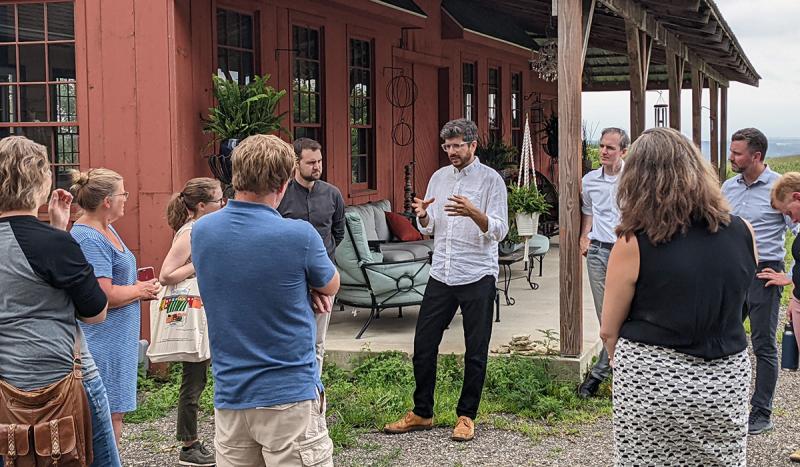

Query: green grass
left=127, top=353, right=610, bottom=450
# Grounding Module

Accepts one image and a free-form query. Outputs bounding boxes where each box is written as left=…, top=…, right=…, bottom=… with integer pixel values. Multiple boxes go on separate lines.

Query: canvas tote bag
left=146, top=277, right=210, bottom=363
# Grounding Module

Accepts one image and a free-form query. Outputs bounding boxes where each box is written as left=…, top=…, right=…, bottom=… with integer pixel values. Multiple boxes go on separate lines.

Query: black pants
left=176, top=359, right=210, bottom=442
left=412, top=275, right=496, bottom=420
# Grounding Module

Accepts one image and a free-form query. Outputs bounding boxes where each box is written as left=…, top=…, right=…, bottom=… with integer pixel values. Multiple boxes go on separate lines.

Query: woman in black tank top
left=598, top=128, right=757, bottom=467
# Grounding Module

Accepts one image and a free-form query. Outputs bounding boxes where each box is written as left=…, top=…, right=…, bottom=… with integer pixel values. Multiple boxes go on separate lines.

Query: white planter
left=515, top=212, right=540, bottom=236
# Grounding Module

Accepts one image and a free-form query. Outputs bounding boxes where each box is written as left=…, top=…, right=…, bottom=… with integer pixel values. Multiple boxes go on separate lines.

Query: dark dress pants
left=412, top=275, right=496, bottom=420
left=745, top=261, right=784, bottom=416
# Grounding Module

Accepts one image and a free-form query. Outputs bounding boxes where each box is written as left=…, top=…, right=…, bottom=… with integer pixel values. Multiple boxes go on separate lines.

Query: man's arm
left=332, top=190, right=345, bottom=246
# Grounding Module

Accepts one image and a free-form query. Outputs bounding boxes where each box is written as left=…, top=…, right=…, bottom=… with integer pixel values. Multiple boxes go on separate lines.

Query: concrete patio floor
left=325, top=240, right=603, bottom=380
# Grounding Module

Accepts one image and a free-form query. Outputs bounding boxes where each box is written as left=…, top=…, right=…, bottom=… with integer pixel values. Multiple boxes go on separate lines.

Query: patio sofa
left=334, top=211, right=430, bottom=339
left=344, top=199, right=433, bottom=261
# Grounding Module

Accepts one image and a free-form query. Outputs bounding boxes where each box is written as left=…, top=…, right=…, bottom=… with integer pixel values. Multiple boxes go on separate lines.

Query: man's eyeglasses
left=109, top=192, right=129, bottom=200
left=441, top=142, right=471, bottom=152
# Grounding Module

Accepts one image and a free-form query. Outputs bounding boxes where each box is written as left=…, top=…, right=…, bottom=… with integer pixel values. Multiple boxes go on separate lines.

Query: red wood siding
left=70, top=0, right=558, bottom=338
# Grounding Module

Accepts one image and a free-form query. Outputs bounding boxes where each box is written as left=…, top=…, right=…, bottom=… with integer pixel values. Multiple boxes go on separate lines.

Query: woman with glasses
left=69, top=168, right=161, bottom=447
left=599, top=128, right=756, bottom=466
left=159, top=177, right=223, bottom=467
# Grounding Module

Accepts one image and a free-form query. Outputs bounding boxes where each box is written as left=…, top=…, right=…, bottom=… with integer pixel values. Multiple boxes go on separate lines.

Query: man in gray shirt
left=722, top=127, right=793, bottom=435
left=577, top=127, right=628, bottom=399
left=278, top=137, right=345, bottom=372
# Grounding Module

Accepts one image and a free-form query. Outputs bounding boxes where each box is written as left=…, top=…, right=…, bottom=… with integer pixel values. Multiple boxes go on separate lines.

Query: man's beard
left=301, top=172, right=321, bottom=182
left=730, top=164, right=744, bottom=173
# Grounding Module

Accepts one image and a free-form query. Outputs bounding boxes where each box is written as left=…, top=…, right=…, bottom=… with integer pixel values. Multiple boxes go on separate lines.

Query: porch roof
left=477, top=0, right=760, bottom=90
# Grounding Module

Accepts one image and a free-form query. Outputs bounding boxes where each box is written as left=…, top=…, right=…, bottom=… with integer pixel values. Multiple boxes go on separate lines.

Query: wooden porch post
left=691, top=67, right=703, bottom=148
left=625, top=20, right=651, bottom=140
left=709, top=80, right=719, bottom=173
left=666, top=50, right=684, bottom=130
left=558, top=0, right=583, bottom=358
left=720, top=86, right=728, bottom=179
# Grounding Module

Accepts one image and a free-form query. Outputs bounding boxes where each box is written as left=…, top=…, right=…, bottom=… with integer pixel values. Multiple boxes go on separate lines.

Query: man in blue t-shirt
left=192, top=134, right=339, bottom=466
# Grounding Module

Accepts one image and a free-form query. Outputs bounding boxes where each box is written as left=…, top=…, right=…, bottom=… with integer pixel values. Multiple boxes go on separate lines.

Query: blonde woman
left=0, top=136, right=120, bottom=466
left=159, top=177, right=223, bottom=467
left=69, top=168, right=160, bottom=446
left=599, top=127, right=757, bottom=466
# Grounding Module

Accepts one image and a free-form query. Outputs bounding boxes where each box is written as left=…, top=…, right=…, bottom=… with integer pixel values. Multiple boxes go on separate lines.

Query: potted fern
left=508, top=184, right=551, bottom=236
left=204, top=74, right=288, bottom=183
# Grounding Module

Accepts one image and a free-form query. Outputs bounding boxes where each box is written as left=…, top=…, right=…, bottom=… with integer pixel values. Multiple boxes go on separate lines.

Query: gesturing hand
left=412, top=197, right=435, bottom=218
left=48, top=189, right=73, bottom=231
left=444, top=195, right=476, bottom=218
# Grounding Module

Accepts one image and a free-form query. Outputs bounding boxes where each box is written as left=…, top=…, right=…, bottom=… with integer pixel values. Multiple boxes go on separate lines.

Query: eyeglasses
left=109, top=192, right=129, bottom=200
left=441, top=142, right=471, bottom=152
left=211, top=197, right=226, bottom=207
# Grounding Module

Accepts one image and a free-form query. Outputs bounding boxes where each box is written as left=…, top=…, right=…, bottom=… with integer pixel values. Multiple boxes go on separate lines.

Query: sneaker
left=383, top=411, right=433, bottom=434
left=179, top=441, right=216, bottom=466
left=748, top=409, right=774, bottom=435
left=577, top=374, right=603, bottom=399
left=790, top=448, right=800, bottom=463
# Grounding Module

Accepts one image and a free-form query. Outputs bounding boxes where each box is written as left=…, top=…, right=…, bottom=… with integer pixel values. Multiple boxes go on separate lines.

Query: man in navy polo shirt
left=192, top=134, right=339, bottom=466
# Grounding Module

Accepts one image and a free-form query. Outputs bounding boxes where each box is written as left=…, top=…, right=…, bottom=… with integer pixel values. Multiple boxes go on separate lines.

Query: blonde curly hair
left=0, top=136, right=51, bottom=212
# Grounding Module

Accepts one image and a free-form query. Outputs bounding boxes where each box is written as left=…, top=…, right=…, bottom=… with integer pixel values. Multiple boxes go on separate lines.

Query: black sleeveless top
left=619, top=215, right=756, bottom=359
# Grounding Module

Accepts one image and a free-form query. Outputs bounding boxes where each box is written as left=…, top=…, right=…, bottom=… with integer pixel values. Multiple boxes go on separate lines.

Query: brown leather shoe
left=790, top=449, right=800, bottom=463
left=451, top=416, right=475, bottom=441
left=383, top=411, right=433, bottom=434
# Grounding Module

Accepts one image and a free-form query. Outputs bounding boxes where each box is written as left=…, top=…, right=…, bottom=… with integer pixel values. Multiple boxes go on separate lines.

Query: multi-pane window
left=216, top=8, right=255, bottom=84
left=292, top=25, right=323, bottom=145
left=349, top=38, right=373, bottom=188
left=488, top=67, right=501, bottom=141
left=0, top=1, right=78, bottom=189
left=462, top=62, right=476, bottom=122
left=511, top=72, right=522, bottom=150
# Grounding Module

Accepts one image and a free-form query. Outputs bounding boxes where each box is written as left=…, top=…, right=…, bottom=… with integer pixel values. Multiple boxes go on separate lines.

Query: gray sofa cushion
left=345, top=199, right=392, bottom=241
left=380, top=240, right=433, bottom=261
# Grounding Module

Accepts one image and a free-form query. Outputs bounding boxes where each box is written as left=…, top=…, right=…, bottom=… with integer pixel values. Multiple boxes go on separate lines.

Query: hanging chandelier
left=530, top=39, right=558, bottom=82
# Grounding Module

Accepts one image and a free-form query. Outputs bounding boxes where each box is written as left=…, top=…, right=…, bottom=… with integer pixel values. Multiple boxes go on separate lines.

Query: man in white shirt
left=384, top=119, right=508, bottom=442
left=577, top=127, right=628, bottom=399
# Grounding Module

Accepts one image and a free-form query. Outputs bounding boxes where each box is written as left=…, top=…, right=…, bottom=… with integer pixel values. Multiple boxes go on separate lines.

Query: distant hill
left=703, top=136, right=800, bottom=158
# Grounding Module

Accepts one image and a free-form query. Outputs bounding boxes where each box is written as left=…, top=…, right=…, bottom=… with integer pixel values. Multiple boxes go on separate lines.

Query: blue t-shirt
left=191, top=199, right=335, bottom=409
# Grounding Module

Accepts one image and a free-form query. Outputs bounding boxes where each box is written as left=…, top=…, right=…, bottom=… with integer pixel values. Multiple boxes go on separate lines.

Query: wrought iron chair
left=335, top=212, right=430, bottom=339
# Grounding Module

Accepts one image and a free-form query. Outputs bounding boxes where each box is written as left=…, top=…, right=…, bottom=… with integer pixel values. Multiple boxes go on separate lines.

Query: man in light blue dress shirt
left=721, top=127, right=792, bottom=436
left=576, top=127, right=629, bottom=399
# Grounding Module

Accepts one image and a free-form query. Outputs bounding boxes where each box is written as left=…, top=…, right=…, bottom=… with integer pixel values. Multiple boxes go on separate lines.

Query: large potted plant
left=474, top=137, right=518, bottom=183
left=203, top=74, right=288, bottom=184
left=508, top=184, right=552, bottom=236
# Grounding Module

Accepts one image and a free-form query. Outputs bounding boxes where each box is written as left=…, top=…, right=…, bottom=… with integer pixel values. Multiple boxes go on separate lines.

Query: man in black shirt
left=278, top=137, right=345, bottom=373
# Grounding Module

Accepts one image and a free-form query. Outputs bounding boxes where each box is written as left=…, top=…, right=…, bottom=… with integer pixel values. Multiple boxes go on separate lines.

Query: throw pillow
left=384, top=211, right=423, bottom=242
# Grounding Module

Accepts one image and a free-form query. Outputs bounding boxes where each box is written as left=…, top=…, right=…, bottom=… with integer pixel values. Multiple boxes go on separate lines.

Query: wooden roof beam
left=600, top=0, right=729, bottom=86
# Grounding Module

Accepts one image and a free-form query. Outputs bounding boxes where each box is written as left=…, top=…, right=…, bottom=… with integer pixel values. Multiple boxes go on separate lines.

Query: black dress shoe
left=577, top=375, right=603, bottom=399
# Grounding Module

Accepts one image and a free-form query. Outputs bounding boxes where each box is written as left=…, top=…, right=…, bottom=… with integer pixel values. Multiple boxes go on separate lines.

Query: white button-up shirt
left=417, top=158, right=509, bottom=285
left=581, top=161, right=624, bottom=244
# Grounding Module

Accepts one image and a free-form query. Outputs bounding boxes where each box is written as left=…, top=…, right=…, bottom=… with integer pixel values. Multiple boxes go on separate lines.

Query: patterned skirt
left=613, top=338, right=750, bottom=467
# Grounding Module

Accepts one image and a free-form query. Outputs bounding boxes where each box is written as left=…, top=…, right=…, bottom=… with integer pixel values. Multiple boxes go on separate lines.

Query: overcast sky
left=582, top=0, right=800, bottom=140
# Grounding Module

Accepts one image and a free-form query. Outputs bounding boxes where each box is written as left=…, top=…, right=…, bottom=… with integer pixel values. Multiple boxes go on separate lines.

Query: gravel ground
left=120, top=342, right=800, bottom=466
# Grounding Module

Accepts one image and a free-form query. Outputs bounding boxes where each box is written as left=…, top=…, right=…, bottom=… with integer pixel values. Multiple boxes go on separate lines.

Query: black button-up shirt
left=278, top=179, right=345, bottom=260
